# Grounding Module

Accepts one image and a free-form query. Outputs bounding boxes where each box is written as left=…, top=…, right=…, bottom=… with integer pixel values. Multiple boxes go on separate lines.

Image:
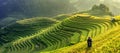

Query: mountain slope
left=1, top=14, right=120, bottom=53
left=53, top=14, right=71, bottom=21
left=78, top=4, right=113, bottom=17
left=49, top=25, right=120, bottom=53
left=0, top=17, right=58, bottom=45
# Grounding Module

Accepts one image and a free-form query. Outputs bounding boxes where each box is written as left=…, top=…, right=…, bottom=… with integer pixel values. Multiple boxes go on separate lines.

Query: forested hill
left=78, top=4, right=113, bottom=17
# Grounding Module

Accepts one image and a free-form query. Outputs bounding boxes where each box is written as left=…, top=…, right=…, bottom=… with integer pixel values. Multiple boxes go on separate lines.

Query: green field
left=0, top=14, right=120, bottom=53
left=0, top=4, right=120, bottom=53
left=0, top=18, right=58, bottom=46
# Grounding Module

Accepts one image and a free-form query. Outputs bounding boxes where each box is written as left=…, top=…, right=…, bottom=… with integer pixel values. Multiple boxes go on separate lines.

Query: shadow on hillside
left=85, top=47, right=91, bottom=53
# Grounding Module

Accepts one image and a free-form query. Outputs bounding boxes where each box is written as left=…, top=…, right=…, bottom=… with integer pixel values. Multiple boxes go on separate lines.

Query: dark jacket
left=87, top=38, right=92, bottom=47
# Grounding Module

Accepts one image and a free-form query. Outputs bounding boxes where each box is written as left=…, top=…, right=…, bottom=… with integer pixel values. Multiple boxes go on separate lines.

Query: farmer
left=87, top=37, right=92, bottom=47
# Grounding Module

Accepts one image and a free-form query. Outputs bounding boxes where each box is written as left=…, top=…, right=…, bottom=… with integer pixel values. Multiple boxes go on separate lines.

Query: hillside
left=0, top=17, right=58, bottom=46
left=54, top=14, right=71, bottom=21
left=0, top=14, right=120, bottom=53
left=0, top=17, right=19, bottom=27
left=56, top=4, right=114, bottom=21
left=78, top=4, right=113, bottom=17
left=0, top=3, right=120, bottom=53
left=49, top=25, right=120, bottom=53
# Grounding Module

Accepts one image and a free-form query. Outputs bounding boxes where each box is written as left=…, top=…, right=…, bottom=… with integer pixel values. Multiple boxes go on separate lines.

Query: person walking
left=87, top=37, right=92, bottom=47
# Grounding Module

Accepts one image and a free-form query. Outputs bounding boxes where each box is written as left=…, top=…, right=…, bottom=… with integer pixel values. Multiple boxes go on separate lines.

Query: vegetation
left=54, top=14, right=71, bottom=21
left=0, top=14, right=119, bottom=53
left=78, top=4, right=113, bottom=17
left=0, top=3, right=120, bottom=53
left=0, top=17, right=58, bottom=46
left=48, top=25, right=120, bottom=53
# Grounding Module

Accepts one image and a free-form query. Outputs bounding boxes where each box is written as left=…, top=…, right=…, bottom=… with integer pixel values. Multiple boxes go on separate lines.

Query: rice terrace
left=0, top=0, right=120, bottom=53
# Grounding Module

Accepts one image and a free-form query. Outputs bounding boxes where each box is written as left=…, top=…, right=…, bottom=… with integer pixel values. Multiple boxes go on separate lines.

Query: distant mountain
left=0, top=0, right=76, bottom=18
left=0, top=14, right=26, bottom=28
left=0, top=0, right=76, bottom=28
left=72, top=0, right=120, bottom=15
left=78, top=4, right=113, bottom=17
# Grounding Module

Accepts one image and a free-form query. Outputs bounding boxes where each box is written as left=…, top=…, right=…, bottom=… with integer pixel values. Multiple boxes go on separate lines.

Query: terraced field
left=0, top=14, right=120, bottom=53
left=0, top=18, right=58, bottom=46
left=49, top=26, right=120, bottom=53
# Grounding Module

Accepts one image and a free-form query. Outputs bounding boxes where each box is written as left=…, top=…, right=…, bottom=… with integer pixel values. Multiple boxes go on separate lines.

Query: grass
left=48, top=25, right=120, bottom=53
left=0, top=14, right=120, bottom=53
left=0, top=17, right=57, bottom=46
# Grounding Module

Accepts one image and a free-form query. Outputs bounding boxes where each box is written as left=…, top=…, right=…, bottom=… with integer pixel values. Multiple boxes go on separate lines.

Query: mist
left=0, top=0, right=120, bottom=32
left=71, top=0, right=120, bottom=15
left=0, top=0, right=120, bottom=19
left=0, top=0, right=76, bottom=27
left=0, top=0, right=76, bottom=18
